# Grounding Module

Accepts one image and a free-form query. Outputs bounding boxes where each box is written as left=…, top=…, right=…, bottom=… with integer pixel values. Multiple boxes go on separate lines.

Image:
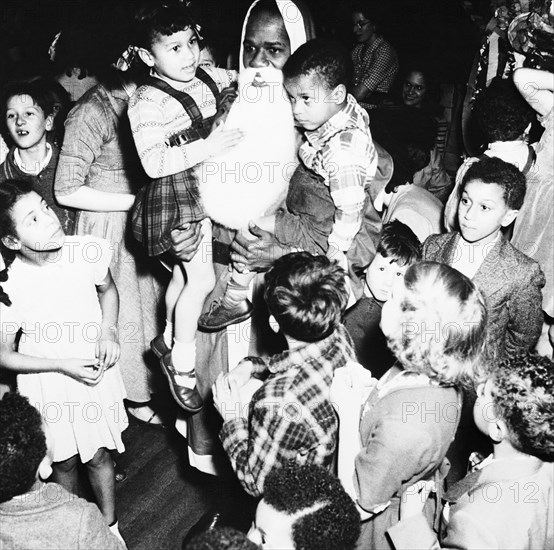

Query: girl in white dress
left=0, top=179, right=127, bottom=539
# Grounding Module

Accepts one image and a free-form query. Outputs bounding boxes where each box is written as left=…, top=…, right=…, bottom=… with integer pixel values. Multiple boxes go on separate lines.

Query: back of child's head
left=0, top=179, right=35, bottom=307
left=0, top=392, right=47, bottom=503
left=474, top=77, right=535, bottom=142
left=132, top=1, right=200, bottom=50
left=461, top=155, right=527, bottom=210
left=282, top=38, right=353, bottom=92
left=491, top=352, right=554, bottom=462
left=264, top=252, right=348, bottom=343
left=386, top=261, right=487, bottom=387
left=376, top=220, right=422, bottom=266
left=262, top=464, right=361, bottom=550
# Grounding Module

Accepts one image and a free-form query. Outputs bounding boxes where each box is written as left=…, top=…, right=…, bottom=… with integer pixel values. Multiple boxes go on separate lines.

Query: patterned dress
left=55, top=82, right=163, bottom=403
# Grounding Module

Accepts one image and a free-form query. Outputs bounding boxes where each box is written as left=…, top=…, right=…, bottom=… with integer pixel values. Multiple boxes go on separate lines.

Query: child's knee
left=195, top=265, right=216, bottom=296
left=54, top=455, right=79, bottom=473
left=86, top=447, right=111, bottom=468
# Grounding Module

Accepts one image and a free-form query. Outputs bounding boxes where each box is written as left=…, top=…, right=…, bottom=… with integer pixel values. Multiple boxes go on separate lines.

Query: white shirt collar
left=14, top=142, right=52, bottom=175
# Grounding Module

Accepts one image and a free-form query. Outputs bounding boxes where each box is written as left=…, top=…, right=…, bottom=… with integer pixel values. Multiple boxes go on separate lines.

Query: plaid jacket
left=220, top=324, right=357, bottom=497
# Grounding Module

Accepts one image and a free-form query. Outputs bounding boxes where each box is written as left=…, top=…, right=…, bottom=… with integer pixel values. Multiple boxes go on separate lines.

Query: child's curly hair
left=0, top=392, right=47, bottom=503
left=263, top=464, right=360, bottom=550
left=386, top=261, right=487, bottom=387
left=491, top=352, right=554, bottom=461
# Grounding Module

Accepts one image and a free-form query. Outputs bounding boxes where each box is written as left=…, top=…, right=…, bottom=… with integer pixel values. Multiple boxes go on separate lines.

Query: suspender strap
left=195, top=66, right=220, bottom=100
left=143, top=69, right=220, bottom=147
left=521, top=144, right=536, bottom=175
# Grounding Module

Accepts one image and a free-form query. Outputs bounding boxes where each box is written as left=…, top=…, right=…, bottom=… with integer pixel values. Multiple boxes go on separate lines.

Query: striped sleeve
left=128, top=86, right=209, bottom=178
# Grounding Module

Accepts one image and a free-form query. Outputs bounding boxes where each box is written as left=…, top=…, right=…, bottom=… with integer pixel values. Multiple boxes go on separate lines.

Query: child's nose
left=463, top=205, right=474, bottom=219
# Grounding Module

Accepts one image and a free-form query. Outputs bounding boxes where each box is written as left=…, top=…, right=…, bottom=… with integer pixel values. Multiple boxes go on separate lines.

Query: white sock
left=172, top=339, right=197, bottom=388
left=109, top=521, right=127, bottom=549
left=163, top=320, right=174, bottom=348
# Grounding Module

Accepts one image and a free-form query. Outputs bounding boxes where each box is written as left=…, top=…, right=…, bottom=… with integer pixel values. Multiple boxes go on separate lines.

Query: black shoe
left=160, top=352, right=203, bottom=414
left=150, top=334, right=170, bottom=359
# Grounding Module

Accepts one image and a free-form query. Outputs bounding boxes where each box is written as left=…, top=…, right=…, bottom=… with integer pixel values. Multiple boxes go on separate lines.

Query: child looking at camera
left=344, top=220, right=421, bottom=378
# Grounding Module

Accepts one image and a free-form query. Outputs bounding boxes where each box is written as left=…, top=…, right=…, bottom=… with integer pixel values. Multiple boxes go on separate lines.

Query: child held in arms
left=199, top=38, right=378, bottom=331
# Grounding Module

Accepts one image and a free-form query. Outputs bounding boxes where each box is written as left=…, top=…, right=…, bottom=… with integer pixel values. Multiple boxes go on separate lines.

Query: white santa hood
left=238, top=0, right=316, bottom=71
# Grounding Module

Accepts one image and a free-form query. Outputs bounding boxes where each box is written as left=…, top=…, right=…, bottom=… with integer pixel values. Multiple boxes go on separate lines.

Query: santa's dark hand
left=169, top=222, right=202, bottom=262
left=230, top=222, right=290, bottom=273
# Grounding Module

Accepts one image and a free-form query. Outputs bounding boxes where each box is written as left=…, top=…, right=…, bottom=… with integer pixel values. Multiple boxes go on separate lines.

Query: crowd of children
left=0, top=1, right=553, bottom=549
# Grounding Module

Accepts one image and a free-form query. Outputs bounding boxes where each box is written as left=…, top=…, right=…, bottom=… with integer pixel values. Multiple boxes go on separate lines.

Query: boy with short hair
left=388, top=351, right=554, bottom=549
left=248, top=464, right=361, bottom=550
left=212, top=252, right=357, bottom=498
left=199, top=38, right=380, bottom=331
left=1, top=79, right=74, bottom=234
left=444, top=77, right=536, bottom=232
left=344, top=220, right=421, bottom=378
left=423, top=156, right=544, bottom=364
left=0, top=392, right=125, bottom=550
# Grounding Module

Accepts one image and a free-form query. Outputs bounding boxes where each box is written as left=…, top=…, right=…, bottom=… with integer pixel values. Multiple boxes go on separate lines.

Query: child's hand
left=227, top=357, right=259, bottom=388
left=212, top=372, right=248, bottom=421
left=96, top=326, right=120, bottom=369
left=331, top=362, right=377, bottom=415
left=400, top=480, right=434, bottom=519
left=60, top=359, right=106, bottom=386
left=205, top=124, right=244, bottom=158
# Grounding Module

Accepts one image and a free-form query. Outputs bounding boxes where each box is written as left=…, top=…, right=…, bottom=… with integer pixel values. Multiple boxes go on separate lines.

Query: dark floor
left=115, top=415, right=212, bottom=550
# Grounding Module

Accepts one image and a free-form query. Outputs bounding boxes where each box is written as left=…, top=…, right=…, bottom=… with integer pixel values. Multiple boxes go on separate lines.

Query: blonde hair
left=386, top=261, right=487, bottom=387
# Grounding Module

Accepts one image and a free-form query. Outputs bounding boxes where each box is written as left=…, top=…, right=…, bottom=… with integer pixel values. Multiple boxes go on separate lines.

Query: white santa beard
left=197, top=67, right=296, bottom=230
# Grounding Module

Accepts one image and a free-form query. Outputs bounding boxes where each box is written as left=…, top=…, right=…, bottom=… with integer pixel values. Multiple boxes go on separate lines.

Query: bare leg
left=85, top=447, right=116, bottom=524
left=172, top=220, right=216, bottom=382
left=161, top=263, right=186, bottom=347
left=52, top=455, right=79, bottom=496
left=174, top=221, right=215, bottom=344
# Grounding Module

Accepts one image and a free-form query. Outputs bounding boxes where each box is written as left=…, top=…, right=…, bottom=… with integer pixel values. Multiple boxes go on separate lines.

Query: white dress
left=0, top=235, right=127, bottom=463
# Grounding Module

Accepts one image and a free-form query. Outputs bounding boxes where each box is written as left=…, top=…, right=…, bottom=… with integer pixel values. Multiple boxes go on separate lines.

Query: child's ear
left=37, top=455, right=53, bottom=481
left=137, top=47, right=155, bottom=68
left=1, top=235, right=21, bottom=251
left=487, top=417, right=509, bottom=444
left=45, top=113, right=54, bottom=133
left=268, top=315, right=280, bottom=334
left=329, top=84, right=347, bottom=104
left=501, top=208, right=519, bottom=228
